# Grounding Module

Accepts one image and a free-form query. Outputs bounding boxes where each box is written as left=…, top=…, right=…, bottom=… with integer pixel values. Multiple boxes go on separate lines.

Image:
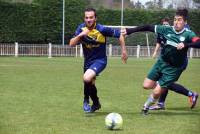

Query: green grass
left=0, top=57, right=199, bottom=134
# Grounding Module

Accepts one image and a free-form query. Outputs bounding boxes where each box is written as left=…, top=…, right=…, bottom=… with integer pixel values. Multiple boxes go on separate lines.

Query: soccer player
left=121, top=8, right=199, bottom=115
left=150, top=17, right=198, bottom=110
left=69, top=8, right=128, bottom=113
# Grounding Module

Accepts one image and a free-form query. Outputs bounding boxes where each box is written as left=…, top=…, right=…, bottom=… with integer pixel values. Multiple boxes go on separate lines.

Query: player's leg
left=83, top=69, right=96, bottom=112
left=169, top=83, right=199, bottom=109
left=150, top=82, right=199, bottom=110
left=141, top=61, right=161, bottom=115
left=149, top=89, right=168, bottom=110
left=142, top=59, right=183, bottom=115
left=85, top=60, right=106, bottom=112
left=142, top=83, right=164, bottom=115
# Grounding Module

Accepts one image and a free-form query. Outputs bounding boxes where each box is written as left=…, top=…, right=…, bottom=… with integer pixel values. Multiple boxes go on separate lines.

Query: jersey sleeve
left=101, top=26, right=120, bottom=38
left=154, top=25, right=167, bottom=35
left=74, top=25, right=82, bottom=37
left=188, top=31, right=197, bottom=43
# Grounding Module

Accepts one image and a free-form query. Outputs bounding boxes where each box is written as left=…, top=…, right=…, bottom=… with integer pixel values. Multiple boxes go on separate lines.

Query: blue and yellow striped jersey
left=74, top=23, right=120, bottom=63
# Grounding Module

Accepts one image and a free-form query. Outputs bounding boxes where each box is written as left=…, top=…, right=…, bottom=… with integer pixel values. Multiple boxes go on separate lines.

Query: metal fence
left=0, top=43, right=200, bottom=58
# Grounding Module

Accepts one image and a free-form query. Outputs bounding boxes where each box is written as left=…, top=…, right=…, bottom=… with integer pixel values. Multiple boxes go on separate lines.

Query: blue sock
left=158, top=89, right=168, bottom=103
left=168, top=83, right=189, bottom=96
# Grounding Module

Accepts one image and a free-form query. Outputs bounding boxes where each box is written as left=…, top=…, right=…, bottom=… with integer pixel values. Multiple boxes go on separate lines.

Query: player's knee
left=83, top=75, right=92, bottom=83
left=143, top=83, right=151, bottom=89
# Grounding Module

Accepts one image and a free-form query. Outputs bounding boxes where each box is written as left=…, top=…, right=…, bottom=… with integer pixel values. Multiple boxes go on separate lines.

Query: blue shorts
left=84, top=59, right=107, bottom=75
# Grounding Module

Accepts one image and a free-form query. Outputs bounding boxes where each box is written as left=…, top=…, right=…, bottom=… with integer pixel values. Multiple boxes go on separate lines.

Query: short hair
left=175, top=8, right=188, bottom=21
left=84, top=8, right=97, bottom=18
left=161, top=17, right=170, bottom=24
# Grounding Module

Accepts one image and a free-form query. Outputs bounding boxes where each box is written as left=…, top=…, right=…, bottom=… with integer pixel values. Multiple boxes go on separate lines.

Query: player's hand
left=152, top=52, right=157, bottom=59
left=177, top=42, right=185, bottom=50
left=120, top=28, right=127, bottom=36
left=121, top=50, right=128, bottom=64
left=78, top=28, right=90, bottom=37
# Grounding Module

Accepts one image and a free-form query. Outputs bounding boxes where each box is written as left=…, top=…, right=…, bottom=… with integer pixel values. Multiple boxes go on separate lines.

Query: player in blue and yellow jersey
left=69, top=8, right=128, bottom=113
left=121, top=8, right=199, bottom=115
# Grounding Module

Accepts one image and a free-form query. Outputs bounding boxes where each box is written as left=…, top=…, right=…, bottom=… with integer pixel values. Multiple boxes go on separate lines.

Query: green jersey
left=155, top=25, right=196, bottom=67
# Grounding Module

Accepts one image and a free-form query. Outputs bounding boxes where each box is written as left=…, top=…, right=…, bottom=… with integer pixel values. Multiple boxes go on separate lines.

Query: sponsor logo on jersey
left=179, top=36, right=185, bottom=42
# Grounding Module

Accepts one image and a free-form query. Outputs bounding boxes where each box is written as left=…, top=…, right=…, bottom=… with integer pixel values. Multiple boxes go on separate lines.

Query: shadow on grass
left=83, top=111, right=110, bottom=117
left=150, top=108, right=200, bottom=116
left=83, top=107, right=200, bottom=117
left=167, top=106, right=200, bottom=112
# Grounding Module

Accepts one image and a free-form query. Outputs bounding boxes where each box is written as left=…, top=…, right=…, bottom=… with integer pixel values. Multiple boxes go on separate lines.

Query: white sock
left=144, top=94, right=157, bottom=109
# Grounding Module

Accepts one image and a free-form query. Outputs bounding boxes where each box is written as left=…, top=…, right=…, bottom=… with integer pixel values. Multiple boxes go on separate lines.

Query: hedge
left=0, top=1, right=199, bottom=45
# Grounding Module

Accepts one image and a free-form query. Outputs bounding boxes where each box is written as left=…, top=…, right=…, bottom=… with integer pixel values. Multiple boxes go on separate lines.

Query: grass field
left=0, top=57, right=199, bottom=134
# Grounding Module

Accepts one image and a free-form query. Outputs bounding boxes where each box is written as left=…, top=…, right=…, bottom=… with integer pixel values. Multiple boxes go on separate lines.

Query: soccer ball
left=105, top=112, right=123, bottom=130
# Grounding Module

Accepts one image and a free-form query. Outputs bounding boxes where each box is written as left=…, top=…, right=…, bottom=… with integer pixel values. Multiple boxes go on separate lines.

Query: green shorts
left=147, top=58, right=184, bottom=88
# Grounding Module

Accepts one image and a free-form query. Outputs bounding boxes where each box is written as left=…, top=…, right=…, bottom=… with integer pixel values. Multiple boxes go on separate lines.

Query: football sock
left=84, top=82, right=90, bottom=102
left=144, top=94, right=157, bottom=109
left=90, top=84, right=99, bottom=105
left=168, top=83, right=189, bottom=96
left=158, top=89, right=168, bottom=103
left=84, top=82, right=99, bottom=105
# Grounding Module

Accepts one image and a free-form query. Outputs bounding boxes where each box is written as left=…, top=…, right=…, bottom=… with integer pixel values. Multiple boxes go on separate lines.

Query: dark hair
left=175, top=8, right=188, bottom=21
left=161, top=17, right=170, bottom=24
left=85, top=8, right=97, bottom=18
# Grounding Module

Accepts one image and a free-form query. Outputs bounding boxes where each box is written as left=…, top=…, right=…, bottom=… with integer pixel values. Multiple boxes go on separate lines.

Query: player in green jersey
left=121, top=8, right=200, bottom=115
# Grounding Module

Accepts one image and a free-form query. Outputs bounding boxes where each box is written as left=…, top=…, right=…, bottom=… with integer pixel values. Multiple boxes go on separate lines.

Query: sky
left=138, top=0, right=149, bottom=5
left=130, top=0, right=150, bottom=5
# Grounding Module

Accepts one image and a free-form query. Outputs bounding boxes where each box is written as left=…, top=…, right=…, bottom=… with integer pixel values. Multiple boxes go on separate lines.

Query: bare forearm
left=119, top=35, right=126, bottom=51
left=69, top=35, right=81, bottom=47
left=119, top=35, right=128, bottom=63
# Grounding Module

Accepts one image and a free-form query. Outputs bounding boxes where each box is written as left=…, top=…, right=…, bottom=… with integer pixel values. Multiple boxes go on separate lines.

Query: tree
left=193, top=0, right=200, bottom=8
left=134, top=0, right=144, bottom=9
left=145, top=1, right=155, bottom=9
left=157, top=0, right=163, bottom=8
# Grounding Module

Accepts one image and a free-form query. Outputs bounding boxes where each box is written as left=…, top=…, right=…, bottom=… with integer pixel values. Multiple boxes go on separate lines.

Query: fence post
left=137, top=45, right=140, bottom=58
left=189, top=48, right=193, bottom=59
left=80, top=44, right=83, bottom=57
left=75, top=45, right=78, bottom=57
left=15, top=42, right=18, bottom=57
left=48, top=43, right=52, bottom=58
left=109, top=44, right=112, bottom=57
left=146, top=33, right=150, bottom=57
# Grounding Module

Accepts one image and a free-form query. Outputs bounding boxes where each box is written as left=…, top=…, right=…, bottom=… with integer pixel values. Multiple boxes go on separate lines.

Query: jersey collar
left=172, top=26, right=186, bottom=34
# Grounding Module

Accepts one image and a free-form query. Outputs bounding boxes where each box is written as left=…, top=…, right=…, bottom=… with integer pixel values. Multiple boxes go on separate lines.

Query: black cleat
left=141, top=107, right=149, bottom=115
left=90, top=103, right=101, bottom=113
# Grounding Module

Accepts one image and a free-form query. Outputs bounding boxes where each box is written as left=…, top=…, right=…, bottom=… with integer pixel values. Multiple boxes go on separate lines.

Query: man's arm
left=118, top=34, right=128, bottom=63
left=69, top=28, right=90, bottom=47
left=123, top=25, right=155, bottom=35
left=152, top=43, right=160, bottom=58
left=177, top=37, right=200, bottom=50
left=185, top=40, right=200, bottom=48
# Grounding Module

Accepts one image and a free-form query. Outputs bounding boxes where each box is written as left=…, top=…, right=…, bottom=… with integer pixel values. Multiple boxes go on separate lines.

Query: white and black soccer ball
left=105, top=112, right=123, bottom=130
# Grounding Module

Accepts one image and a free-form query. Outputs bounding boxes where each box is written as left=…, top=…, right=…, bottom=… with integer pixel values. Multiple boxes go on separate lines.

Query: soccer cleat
left=90, top=103, right=101, bottom=113
left=141, top=107, right=149, bottom=115
left=83, top=101, right=91, bottom=113
left=149, top=103, right=165, bottom=110
left=189, top=93, right=199, bottom=109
